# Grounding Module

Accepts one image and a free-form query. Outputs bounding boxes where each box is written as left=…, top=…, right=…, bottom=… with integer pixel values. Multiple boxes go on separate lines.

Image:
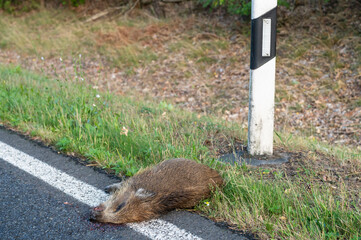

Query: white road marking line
left=0, top=141, right=203, bottom=240
left=0, top=141, right=107, bottom=206
left=129, top=219, right=202, bottom=240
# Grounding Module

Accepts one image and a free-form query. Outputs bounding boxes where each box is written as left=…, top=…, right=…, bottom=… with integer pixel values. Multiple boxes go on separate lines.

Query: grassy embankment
left=1, top=64, right=360, bottom=239
left=0, top=8, right=359, bottom=147
left=0, top=8, right=360, bottom=240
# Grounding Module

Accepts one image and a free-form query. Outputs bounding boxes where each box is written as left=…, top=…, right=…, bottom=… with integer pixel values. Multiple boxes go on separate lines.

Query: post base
left=218, top=148, right=289, bottom=166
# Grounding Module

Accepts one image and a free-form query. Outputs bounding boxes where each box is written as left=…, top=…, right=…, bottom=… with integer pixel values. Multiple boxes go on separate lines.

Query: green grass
left=201, top=169, right=361, bottom=240
left=0, top=64, right=234, bottom=176
left=1, top=64, right=360, bottom=239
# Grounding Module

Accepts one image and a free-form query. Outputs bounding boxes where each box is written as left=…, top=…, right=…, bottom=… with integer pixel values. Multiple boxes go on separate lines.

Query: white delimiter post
left=248, top=0, right=277, bottom=155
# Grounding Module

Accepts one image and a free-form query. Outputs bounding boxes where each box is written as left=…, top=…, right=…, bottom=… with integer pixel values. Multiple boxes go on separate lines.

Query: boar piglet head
left=90, top=184, right=156, bottom=224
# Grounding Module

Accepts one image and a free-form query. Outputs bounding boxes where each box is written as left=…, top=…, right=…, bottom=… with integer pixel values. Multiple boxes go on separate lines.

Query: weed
left=56, top=137, right=72, bottom=151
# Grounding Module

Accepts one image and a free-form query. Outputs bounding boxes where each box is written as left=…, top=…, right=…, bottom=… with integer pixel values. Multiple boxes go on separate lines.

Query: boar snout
left=89, top=206, right=104, bottom=221
left=93, top=206, right=104, bottom=212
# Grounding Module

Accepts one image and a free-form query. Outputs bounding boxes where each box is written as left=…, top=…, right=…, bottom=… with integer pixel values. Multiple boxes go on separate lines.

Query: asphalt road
left=0, top=127, right=251, bottom=240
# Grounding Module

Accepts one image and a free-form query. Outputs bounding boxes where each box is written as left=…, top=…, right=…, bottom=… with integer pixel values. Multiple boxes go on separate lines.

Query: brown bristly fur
left=90, top=158, right=223, bottom=224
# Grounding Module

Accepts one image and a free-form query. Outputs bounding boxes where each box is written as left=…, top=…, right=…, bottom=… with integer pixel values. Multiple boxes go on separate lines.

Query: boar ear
left=104, top=182, right=124, bottom=194
left=135, top=188, right=155, bottom=199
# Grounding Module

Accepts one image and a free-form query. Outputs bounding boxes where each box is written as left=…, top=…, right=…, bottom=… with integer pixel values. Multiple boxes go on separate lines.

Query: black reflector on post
left=250, top=7, right=277, bottom=70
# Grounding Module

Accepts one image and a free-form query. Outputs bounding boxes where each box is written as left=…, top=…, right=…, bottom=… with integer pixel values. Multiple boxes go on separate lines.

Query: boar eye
left=115, top=202, right=125, bottom=212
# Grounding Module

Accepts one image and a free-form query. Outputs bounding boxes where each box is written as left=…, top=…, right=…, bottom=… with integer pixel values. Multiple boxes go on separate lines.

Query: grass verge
left=1, top=64, right=360, bottom=239
left=0, top=64, right=230, bottom=176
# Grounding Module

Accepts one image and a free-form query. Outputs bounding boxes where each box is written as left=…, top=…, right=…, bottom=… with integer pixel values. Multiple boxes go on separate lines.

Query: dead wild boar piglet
left=90, top=158, right=223, bottom=224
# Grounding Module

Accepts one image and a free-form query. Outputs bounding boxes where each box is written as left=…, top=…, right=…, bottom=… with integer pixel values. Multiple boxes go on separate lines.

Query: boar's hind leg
left=104, top=182, right=124, bottom=193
